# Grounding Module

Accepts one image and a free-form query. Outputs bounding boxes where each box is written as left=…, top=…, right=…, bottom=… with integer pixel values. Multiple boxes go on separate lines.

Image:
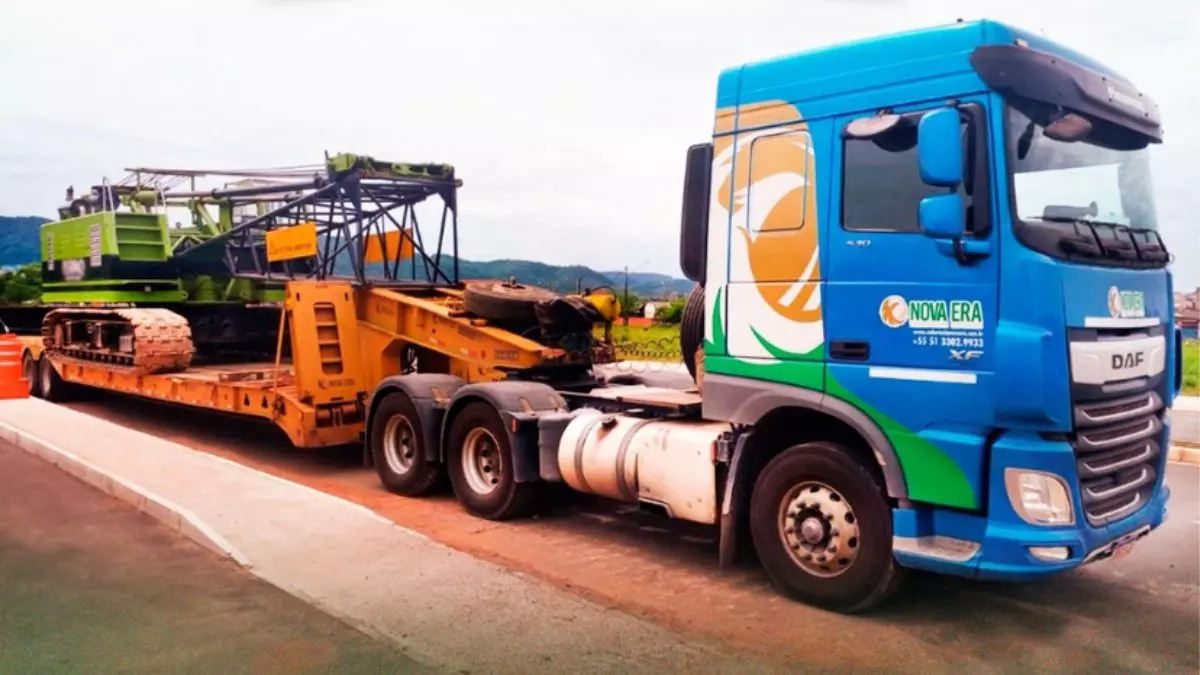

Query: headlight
left=1004, top=469, right=1074, bottom=526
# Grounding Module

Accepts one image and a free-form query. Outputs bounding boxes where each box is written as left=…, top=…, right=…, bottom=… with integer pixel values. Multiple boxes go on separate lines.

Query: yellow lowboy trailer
left=33, top=279, right=602, bottom=448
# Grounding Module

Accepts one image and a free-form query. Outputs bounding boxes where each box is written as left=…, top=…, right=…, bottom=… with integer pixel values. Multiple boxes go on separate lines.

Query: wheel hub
left=382, top=416, right=416, bottom=476
left=462, top=428, right=502, bottom=495
left=779, top=481, right=862, bottom=578
left=799, top=516, right=827, bottom=545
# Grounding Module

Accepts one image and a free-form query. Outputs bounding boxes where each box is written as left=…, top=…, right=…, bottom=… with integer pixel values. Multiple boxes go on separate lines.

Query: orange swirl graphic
left=713, top=102, right=821, bottom=324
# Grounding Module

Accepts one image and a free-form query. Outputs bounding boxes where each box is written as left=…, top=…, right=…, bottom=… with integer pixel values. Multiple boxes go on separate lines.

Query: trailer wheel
left=446, top=401, right=538, bottom=520
left=749, top=441, right=902, bottom=614
left=22, top=352, right=41, bottom=398
left=38, top=357, right=72, bottom=403
left=369, top=392, right=442, bottom=496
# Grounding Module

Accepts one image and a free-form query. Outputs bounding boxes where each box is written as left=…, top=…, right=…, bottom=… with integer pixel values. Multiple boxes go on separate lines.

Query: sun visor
left=970, top=43, right=1163, bottom=143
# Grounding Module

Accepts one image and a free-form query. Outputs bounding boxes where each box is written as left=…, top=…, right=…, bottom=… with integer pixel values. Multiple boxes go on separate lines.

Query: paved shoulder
left=0, top=440, right=431, bottom=675
left=0, top=398, right=785, bottom=675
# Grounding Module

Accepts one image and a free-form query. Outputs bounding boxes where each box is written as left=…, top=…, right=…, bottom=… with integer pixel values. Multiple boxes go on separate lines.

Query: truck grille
left=1072, top=389, right=1164, bottom=525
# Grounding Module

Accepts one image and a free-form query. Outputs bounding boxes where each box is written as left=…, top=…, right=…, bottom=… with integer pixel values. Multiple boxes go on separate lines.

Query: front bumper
left=891, top=431, right=1171, bottom=580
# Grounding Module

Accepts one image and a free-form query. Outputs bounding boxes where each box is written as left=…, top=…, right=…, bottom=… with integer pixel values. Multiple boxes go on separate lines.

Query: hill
left=600, top=270, right=693, bottom=297
left=0, top=215, right=689, bottom=296
left=456, top=258, right=613, bottom=293
left=0, top=216, right=48, bottom=267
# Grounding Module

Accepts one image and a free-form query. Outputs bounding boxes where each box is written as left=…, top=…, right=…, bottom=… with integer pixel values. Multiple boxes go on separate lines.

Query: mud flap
left=504, top=411, right=547, bottom=483
left=718, top=431, right=754, bottom=569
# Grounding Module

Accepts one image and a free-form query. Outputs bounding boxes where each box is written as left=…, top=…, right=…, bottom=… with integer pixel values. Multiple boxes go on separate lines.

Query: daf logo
left=950, top=349, right=984, bottom=361
left=1112, top=351, right=1145, bottom=370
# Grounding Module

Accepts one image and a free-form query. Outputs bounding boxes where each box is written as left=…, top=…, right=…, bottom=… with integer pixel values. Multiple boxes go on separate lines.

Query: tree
left=655, top=295, right=686, bottom=324
left=618, top=289, right=642, bottom=318
left=0, top=263, right=42, bottom=303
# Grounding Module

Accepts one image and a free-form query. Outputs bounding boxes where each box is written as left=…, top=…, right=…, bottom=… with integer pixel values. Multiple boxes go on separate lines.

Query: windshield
left=1007, top=104, right=1158, bottom=231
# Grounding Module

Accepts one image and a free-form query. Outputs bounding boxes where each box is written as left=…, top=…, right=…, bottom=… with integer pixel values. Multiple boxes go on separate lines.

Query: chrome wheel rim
left=382, top=415, right=417, bottom=476
left=461, top=427, right=502, bottom=495
left=778, top=481, right=861, bottom=578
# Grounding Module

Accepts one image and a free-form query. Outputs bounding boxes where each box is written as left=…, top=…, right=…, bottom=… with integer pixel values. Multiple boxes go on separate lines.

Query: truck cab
left=678, top=19, right=1176, bottom=610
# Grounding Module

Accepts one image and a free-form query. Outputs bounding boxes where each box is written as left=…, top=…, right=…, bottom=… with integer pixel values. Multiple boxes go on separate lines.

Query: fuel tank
left=556, top=409, right=728, bottom=524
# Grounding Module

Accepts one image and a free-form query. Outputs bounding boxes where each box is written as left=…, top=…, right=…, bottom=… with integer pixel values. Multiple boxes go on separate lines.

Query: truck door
left=719, top=116, right=824, bottom=391
left=822, top=100, right=997, bottom=510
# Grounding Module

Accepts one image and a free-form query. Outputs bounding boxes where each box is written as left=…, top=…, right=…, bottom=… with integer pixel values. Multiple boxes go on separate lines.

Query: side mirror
left=919, top=193, right=966, bottom=239
left=917, top=108, right=964, bottom=187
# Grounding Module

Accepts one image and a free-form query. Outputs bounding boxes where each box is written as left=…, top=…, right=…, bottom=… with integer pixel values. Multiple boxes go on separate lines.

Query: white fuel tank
left=557, top=409, right=729, bottom=525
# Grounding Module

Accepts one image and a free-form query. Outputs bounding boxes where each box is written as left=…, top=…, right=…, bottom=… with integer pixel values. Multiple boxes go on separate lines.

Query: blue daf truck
left=662, top=17, right=1180, bottom=611
left=358, top=18, right=1180, bottom=614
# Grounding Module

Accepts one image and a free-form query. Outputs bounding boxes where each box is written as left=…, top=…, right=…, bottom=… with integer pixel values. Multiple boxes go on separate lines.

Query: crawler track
left=41, top=307, right=195, bottom=374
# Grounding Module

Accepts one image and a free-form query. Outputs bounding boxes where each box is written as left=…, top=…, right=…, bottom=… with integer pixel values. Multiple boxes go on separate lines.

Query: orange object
left=0, top=334, right=30, bottom=400
left=363, top=228, right=415, bottom=264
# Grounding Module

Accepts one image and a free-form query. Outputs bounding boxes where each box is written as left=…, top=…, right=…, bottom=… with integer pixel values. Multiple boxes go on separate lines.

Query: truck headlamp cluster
left=1005, top=469, right=1074, bottom=526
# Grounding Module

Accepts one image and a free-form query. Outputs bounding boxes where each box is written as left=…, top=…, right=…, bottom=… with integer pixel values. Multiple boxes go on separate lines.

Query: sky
left=0, top=0, right=1196, bottom=287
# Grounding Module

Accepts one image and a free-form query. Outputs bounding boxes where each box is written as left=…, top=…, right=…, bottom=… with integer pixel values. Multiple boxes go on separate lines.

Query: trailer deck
left=49, top=355, right=363, bottom=447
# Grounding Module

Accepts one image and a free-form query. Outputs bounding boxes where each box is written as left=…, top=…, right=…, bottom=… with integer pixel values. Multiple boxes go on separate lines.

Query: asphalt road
left=1169, top=407, right=1199, bottom=444
left=0, top=441, right=432, bottom=675
left=54, top=395, right=1200, bottom=675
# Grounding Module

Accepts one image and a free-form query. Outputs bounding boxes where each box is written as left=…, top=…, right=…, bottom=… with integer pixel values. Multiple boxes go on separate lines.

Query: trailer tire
left=369, top=392, right=443, bottom=496
left=749, top=441, right=903, bottom=614
left=23, top=352, right=41, bottom=398
left=446, top=401, right=538, bottom=520
left=38, top=357, right=72, bottom=403
left=463, top=281, right=557, bottom=330
left=680, top=284, right=704, bottom=382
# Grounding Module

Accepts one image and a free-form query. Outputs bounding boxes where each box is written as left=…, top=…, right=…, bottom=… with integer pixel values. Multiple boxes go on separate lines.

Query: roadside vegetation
left=1184, top=339, right=1199, bottom=396
left=0, top=264, right=40, bottom=303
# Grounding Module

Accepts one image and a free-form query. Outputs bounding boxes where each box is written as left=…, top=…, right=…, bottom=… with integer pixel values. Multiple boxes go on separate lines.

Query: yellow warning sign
left=266, top=222, right=319, bottom=263
left=364, top=228, right=415, bottom=264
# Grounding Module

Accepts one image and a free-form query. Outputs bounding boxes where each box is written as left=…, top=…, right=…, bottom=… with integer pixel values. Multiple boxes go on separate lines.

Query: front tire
left=369, top=392, right=443, bottom=496
left=749, top=442, right=903, bottom=614
left=446, top=401, right=538, bottom=520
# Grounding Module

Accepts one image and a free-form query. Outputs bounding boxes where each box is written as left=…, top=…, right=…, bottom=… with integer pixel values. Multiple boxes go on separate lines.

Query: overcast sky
left=1, top=0, right=1195, bottom=287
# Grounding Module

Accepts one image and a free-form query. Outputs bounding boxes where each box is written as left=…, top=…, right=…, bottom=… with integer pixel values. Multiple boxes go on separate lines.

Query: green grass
left=1184, top=339, right=1199, bottom=396
left=601, top=322, right=682, bottom=361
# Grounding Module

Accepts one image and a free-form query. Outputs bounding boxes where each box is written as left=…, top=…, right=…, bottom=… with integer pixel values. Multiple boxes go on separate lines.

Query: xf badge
left=949, top=349, right=984, bottom=361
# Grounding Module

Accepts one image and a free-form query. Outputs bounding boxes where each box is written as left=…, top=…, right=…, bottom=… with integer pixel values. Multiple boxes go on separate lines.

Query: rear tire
left=749, top=441, right=903, bottom=614
left=446, top=401, right=538, bottom=520
left=369, top=392, right=443, bottom=496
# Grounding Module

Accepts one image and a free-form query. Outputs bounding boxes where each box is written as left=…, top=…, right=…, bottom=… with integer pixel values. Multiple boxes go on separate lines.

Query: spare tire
left=464, top=281, right=559, bottom=330
left=680, top=284, right=705, bottom=382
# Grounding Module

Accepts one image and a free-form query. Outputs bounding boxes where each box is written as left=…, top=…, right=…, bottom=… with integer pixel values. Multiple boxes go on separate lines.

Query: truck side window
left=841, top=118, right=963, bottom=233
left=747, top=130, right=812, bottom=234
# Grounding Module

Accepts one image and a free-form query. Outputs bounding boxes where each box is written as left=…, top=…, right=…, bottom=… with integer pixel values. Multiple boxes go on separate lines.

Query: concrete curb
left=0, top=422, right=250, bottom=567
left=1168, top=444, right=1200, bottom=464
left=1170, top=395, right=1200, bottom=412
left=0, top=410, right=765, bottom=675
left=0, top=420, right=433, bottom=667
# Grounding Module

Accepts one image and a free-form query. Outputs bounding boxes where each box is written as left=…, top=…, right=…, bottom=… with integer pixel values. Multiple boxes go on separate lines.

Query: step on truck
left=12, top=19, right=1181, bottom=613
